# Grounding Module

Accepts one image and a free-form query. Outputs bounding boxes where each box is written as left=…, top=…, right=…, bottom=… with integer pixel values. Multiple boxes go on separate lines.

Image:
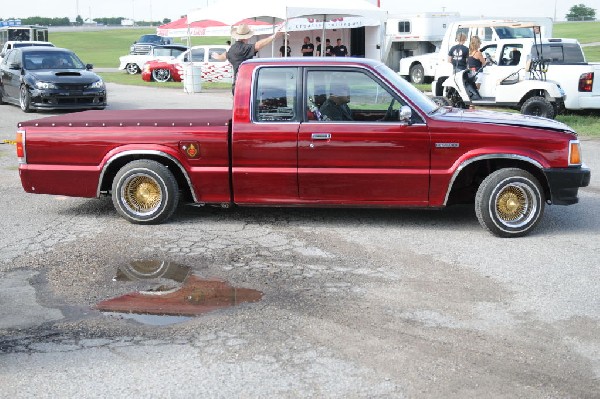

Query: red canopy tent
left=157, top=17, right=273, bottom=38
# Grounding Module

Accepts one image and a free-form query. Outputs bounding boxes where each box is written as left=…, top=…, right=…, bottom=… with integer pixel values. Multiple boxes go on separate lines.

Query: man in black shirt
left=212, top=24, right=281, bottom=94
left=301, top=36, right=314, bottom=56
left=447, top=33, right=468, bottom=72
left=324, top=39, right=334, bottom=56
left=333, top=38, right=348, bottom=57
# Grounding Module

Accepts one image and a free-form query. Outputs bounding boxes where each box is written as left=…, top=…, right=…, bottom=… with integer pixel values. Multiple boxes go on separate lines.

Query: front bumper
left=544, top=165, right=591, bottom=205
left=30, top=88, right=107, bottom=110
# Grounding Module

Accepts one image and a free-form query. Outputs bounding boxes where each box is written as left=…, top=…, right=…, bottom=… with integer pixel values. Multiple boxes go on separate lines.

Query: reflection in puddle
left=96, top=260, right=263, bottom=325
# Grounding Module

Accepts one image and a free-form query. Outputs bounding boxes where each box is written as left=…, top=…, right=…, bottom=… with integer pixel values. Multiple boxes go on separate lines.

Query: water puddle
left=95, top=260, right=263, bottom=326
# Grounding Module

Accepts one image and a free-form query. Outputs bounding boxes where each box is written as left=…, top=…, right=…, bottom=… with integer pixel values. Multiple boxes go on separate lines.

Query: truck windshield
left=139, top=35, right=163, bottom=44
left=375, top=64, right=438, bottom=114
left=495, top=26, right=535, bottom=39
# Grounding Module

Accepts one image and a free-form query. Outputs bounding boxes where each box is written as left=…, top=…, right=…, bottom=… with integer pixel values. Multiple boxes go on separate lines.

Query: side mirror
left=86, top=64, right=93, bottom=70
left=399, top=105, right=412, bottom=122
left=9, top=63, right=21, bottom=70
left=0, top=52, right=5, bottom=58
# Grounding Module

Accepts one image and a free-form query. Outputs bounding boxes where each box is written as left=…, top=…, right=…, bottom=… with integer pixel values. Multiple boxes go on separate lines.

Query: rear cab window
left=253, top=67, right=298, bottom=122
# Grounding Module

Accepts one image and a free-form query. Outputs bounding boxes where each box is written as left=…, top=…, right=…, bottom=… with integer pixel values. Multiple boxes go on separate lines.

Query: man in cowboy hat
left=212, top=23, right=282, bottom=94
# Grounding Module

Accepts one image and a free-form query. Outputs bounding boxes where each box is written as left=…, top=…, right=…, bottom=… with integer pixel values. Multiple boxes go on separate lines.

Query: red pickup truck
left=15, top=58, right=590, bottom=237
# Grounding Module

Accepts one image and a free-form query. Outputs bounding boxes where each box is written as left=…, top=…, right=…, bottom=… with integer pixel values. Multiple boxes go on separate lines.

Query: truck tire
left=152, top=68, right=171, bottom=82
left=112, top=160, right=179, bottom=224
left=475, top=168, right=545, bottom=238
left=521, top=96, right=555, bottom=119
left=409, top=64, right=425, bottom=84
left=125, top=63, right=140, bottom=74
left=19, top=85, right=33, bottom=113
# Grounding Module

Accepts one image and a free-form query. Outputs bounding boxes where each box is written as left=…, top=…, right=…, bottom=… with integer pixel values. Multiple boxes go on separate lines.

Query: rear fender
left=97, top=146, right=197, bottom=202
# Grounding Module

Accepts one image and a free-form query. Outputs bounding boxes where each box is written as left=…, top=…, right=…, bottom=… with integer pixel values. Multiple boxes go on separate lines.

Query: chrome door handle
left=311, top=133, right=331, bottom=140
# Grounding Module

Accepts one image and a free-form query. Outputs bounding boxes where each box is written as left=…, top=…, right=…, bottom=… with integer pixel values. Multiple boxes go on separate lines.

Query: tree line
left=0, top=16, right=171, bottom=26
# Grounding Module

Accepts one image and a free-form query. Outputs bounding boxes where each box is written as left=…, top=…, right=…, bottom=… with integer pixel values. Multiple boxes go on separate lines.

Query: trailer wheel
left=409, top=64, right=425, bottom=84
left=521, top=96, right=555, bottom=119
left=112, top=160, right=179, bottom=224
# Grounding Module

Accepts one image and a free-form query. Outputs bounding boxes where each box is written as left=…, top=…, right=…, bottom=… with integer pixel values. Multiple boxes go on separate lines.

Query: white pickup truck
left=118, top=44, right=188, bottom=75
left=434, top=37, right=600, bottom=112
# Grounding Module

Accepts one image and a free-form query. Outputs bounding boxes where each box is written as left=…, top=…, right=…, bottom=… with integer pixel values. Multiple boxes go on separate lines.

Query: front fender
left=436, top=150, right=550, bottom=206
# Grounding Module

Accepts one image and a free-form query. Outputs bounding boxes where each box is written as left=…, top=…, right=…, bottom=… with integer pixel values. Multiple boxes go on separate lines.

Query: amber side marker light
left=16, top=130, right=25, bottom=162
left=569, top=140, right=582, bottom=165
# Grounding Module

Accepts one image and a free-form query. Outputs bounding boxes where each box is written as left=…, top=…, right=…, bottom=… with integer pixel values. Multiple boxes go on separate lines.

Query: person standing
left=212, top=24, right=281, bottom=94
left=279, top=40, right=291, bottom=57
left=324, top=39, right=334, bottom=56
left=333, top=38, right=348, bottom=57
left=315, top=36, right=322, bottom=56
left=301, top=36, right=314, bottom=56
left=448, top=33, right=468, bottom=72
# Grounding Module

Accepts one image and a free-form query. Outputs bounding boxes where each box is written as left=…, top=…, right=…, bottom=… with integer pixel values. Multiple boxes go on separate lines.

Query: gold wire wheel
left=122, top=174, right=162, bottom=215
left=494, top=183, right=536, bottom=227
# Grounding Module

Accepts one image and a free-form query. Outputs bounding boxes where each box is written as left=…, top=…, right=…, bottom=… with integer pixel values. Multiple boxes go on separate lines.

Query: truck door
left=298, top=68, right=430, bottom=205
left=231, top=66, right=301, bottom=203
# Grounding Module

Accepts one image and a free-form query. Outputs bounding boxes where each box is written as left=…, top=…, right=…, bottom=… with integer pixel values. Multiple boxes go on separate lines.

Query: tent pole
left=321, top=14, right=326, bottom=57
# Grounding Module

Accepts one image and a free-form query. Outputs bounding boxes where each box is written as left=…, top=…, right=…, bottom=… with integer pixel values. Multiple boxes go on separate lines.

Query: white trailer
left=382, top=12, right=465, bottom=76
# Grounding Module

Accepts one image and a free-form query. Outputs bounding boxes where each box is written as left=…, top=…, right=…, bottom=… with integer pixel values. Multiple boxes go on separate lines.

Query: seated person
left=319, top=83, right=353, bottom=121
left=508, top=49, right=521, bottom=65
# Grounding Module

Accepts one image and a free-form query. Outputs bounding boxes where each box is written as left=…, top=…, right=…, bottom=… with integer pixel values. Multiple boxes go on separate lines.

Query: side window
left=398, top=21, right=410, bottom=33
left=6, top=50, right=19, bottom=66
left=483, top=27, right=493, bottom=42
left=208, top=48, right=227, bottom=62
left=190, top=48, right=205, bottom=62
left=306, top=69, right=408, bottom=123
left=481, top=44, right=497, bottom=60
left=254, top=67, right=297, bottom=122
left=499, top=44, right=523, bottom=66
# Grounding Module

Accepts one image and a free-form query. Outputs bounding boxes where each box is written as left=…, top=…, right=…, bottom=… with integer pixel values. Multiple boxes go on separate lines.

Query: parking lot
left=0, top=83, right=599, bottom=397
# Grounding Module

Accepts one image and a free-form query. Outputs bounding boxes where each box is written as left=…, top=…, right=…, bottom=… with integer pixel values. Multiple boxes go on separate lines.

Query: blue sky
left=4, top=0, right=599, bottom=22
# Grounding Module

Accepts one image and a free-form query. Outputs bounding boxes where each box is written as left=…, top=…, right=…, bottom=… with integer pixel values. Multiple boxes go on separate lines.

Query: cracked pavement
left=0, top=84, right=599, bottom=398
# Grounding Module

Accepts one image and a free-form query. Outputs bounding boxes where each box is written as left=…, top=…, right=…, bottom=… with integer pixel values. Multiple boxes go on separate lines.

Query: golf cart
left=434, top=23, right=565, bottom=119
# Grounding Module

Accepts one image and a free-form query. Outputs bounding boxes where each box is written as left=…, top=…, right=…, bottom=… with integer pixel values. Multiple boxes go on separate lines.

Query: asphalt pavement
left=0, top=83, right=598, bottom=398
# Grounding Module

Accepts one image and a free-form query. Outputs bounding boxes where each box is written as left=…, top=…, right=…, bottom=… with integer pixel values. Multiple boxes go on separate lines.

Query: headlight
left=88, top=79, right=105, bottom=89
left=35, top=81, right=57, bottom=89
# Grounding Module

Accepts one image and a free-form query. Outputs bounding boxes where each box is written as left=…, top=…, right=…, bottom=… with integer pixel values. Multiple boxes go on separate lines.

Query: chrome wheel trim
left=120, top=173, right=163, bottom=216
left=491, top=181, right=538, bottom=229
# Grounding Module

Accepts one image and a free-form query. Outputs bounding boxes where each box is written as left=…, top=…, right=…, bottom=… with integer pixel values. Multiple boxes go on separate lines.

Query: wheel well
left=410, top=62, right=422, bottom=70
left=434, top=76, right=447, bottom=97
left=99, top=155, right=194, bottom=201
left=519, top=90, right=549, bottom=107
left=446, top=158, right=550, bottom=205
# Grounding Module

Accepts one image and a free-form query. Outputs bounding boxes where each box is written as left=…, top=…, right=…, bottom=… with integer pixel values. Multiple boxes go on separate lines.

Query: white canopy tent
left=186, top=0, right=387, bottom=58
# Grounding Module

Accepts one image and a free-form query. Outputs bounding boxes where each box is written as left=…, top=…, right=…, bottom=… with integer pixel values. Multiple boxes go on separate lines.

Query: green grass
left=50, top=28, right=228, bottom=68
left=581, top=46, right=600, bottom=62
left=98, top=72, right=232, bottom=90
left=557, top=112, right=600, bottom=138
left=553, top=22, right=600, bottom=44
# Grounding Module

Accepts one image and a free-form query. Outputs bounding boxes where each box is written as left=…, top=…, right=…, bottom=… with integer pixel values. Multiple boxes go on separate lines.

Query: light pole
left=554, top=0, right=558, bottom=21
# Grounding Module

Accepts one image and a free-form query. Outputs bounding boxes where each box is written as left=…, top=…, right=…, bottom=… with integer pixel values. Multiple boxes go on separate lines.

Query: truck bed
left=18, top=109, right=232, bottom=128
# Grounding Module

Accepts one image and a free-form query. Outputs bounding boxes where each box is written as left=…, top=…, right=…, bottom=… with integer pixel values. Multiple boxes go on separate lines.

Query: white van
left=0, top=41, right=54, bottom=61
